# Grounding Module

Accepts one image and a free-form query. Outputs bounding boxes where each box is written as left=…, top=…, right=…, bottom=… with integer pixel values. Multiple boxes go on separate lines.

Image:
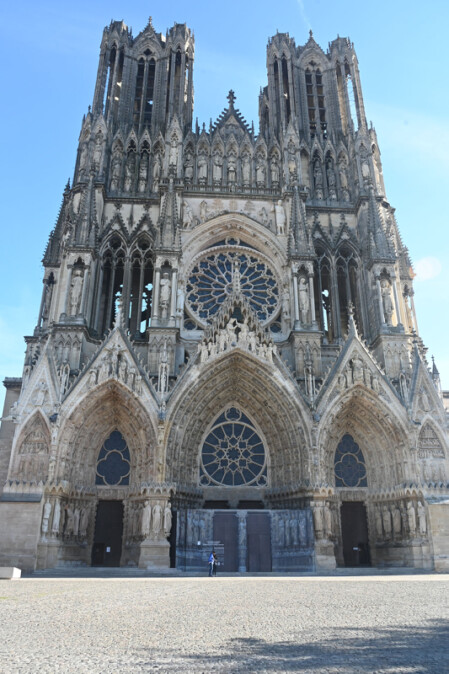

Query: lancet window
left=128, top=239, right=153, bottom=338
left=96, top=236, right=126, bottom=335
left=305, top=66, right=327, bottom=138
left=314, top=244, right=361, bottom=342
left=133, top=51, right=156, bottom=129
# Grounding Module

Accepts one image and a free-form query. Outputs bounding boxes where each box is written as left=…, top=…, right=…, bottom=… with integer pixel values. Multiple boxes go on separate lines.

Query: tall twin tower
left=1, top=17, right=447, bottom=574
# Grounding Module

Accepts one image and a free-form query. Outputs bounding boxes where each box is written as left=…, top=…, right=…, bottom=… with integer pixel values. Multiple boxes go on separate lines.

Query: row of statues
left=41, top=499, right=91, bottom=540
left=272, top=510, right=313, bottom=549
left=374, top=501, right=427, bottom=541
left=199, top=318, right=276, bottom=363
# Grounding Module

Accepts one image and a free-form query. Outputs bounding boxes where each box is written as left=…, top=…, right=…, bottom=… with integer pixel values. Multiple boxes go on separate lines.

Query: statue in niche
left=392, top=505, right=402, bottom=536
left=110, top=153, right=121, bottom=190
left=92, top=131, right=104, bottom=170
left=159, top=273, right=172, bottom=319
left=375, top=507, right=383, bottom=538
left=141, top=501, right=151, bottom=537
left=183, top=150, right=194, bottom=182
left=381, top=506, right=392, bottom=540
left=198, top=152, right=208, bottom=183
left=381, top=279, right=394, bottom=325
left=138, top=154, right=148, bottom=193
left=73, top=508, right=80, bottom=537
left=213, top=152, right=223, bottom=184
left=176, top=280, right=185, bottom=318
left=41, top=500, right=52, bottom=534
left=299, top=277, right=309, bottom=325
left=227, top=155, right=236, bottom=186
left=158, top=340, right=169, bottom=394
left=256, top=155, right=266, bottom=186
left=52, top=501, right=61, bottom=535
left=270, top=156, right=279, bottom=185
left=69, top=268, right=83, bottom=316
left=287, top=142, right=297, bottom=178
left=59, top=362, right=70, bottom=397
left=420, top=388, right=431, bottom=413
left=164, top=505, right=172, bottom=536
left=152, top=152, right=162, bottom=190
left=238, top=318, right=249, bottom=349
left=65, top=506, right=75, bottom=536
left=152, top=504, right=162, bottom=535
left=351, top=355, right=365, bottom=383
left=406, top=501, right=416, bottom=535
left=313, top=159, right=324, bottom=199
left=312, top=506, right=323, bottom=539
left=182, top=200, right=195, bottom=228
left=326, top=163, right=337, bottom=199
left=78, top=144, right=88, bottom=179
left=274, top=200, right=286, bottom=235
left=199, top=200, right=208, bottom=222
left=124, top=153, right=135, bottom=192
left=417, top=502, right=427, bottom=536
left=242, top=152, right=251, bottom=185
left=169, top=137, right=178, bottom=168
left=79, top=508, right=89, bottom=538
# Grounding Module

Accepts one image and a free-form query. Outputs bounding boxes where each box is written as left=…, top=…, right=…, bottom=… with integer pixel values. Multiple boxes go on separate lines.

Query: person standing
left=213, top=551, right=218, bottom=576
left=208, top=551, right=214, bottom=577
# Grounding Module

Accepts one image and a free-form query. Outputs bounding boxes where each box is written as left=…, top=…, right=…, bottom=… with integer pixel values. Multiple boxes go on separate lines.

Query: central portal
left=91, top=500, right=124, bottom=566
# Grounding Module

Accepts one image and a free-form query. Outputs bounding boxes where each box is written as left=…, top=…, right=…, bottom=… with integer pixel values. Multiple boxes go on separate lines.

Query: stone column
left=237, top=511, right=247, bottom=573
left=80, top=267, right=90, bottom=317
left=292, top=272, right=300, bottom=325
left=308, top=272, right=317, bottom=326
left=391, top=274, right=403, bottom=328
left=61, top=267, right=73, bottom=318
left=170, top=269, right=178, bottom=320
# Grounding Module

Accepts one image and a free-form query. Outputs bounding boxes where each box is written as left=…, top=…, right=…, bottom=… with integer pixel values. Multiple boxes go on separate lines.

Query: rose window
left=186, top=248, right=279, bottom=325
left=96, top=430, right=130, bottom=486
left=200, top=407, right=267, bottom=486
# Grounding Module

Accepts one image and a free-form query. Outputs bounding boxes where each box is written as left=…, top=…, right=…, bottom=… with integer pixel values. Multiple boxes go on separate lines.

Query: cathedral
left=1, top=16, right=448, bottom=574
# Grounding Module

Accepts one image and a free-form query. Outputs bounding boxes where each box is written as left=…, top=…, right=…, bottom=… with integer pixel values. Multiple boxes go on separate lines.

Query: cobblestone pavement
left=1, top=575, right=448, bottom=673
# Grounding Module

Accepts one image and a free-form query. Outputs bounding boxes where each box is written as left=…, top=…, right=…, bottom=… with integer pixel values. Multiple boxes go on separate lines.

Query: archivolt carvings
left=11, top=415, right=50, bottom=482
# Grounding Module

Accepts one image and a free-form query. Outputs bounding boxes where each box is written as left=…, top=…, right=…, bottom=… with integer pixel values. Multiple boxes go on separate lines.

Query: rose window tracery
left=95, top=430, right=131, bottom=486
left=334, top=434, right=367, bottom=488
left=186, top=247, right=279, bottom=325
left=200, top=407, right=267, bottom=486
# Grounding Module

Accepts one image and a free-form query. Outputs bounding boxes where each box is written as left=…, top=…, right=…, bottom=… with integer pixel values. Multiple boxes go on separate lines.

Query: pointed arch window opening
left=200, top=407, right=268, bottom=487
left=336, top=248, right=360, bottom=338
left=334, top=434, right=367, bottom=488
left=104, top=47, right=116, bottom=117
left=314, top=251, right=334, bottom=342
left=95, top=430, right=130, bottom=486
left=305, top=67, right=327, bottom=139
left=345, top=66, right=359, bottom=132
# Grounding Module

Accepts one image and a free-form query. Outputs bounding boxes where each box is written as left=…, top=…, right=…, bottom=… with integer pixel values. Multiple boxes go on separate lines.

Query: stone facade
left=0, top=17, right=448, bottom=572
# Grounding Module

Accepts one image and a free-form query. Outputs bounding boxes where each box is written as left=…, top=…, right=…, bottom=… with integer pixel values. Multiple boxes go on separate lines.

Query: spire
left=157, top=168, right=181, bottom=249
left=366, top=183, right=394, bottom=261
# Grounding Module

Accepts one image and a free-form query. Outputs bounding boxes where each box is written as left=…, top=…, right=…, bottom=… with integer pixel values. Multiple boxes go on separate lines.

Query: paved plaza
left=1, top=575, right=448, bottom=673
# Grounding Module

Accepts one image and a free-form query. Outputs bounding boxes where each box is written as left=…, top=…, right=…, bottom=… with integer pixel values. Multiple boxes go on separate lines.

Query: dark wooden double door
left=213, top=511, right=271, bottom=572
left=91, top=500, right=124, bottom=566
left=340, top=501, right=371, bottom=567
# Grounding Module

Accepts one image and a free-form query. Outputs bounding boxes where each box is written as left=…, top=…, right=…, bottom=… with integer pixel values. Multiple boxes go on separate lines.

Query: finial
left=227, top=90, right=236, bottom=108
left=309, top=29, right=313, bottom=38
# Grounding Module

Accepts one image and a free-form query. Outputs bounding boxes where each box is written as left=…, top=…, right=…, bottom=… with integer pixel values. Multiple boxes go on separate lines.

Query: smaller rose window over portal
left=200, top=407, right=267, bottom=487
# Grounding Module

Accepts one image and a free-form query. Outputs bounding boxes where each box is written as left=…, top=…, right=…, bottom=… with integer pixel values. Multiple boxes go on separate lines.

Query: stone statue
left=152, top=504, right=162, bottom=535
left=352, top=355, right=364, bottom=383
left=110, top=153, right=121, bottom=190
left=124, top=153, right=135, bottom=192
left=375, top=507, right=383, bottom=538
left=92, top=131, right=103, bottom=169
left=256, top=156, right=266, bottom=186
left=312, top=506, right=323, bottom=539
left=270, top=156, right=279, bottom=185
left=382, top=506, right=392, bottom=540
left=406, top=501, right=416, bottom=535
left=79, top=508, right=89, bottom=538
left=158, top=340, right=169, bottom=394
left=41, top=500, right=52, bottom=534
left=313, top=159, right=324, bottom=198
left=242, top=152, right=251, bottom=185
left=52, top=500, right=61, bottom=535
left=274, top=200, right=286, bottom=235
left=176, top=281, right=185, bottom=317
left=73, top=507, right=80, bottom=537
left=164, top=505, right=172, bottom=536
left=381, top=279, right=394, bottom=325
left=169, top=137, right=178, bottom=168
left=198, top=153, right=208, bottom=183
left=182, top=200, right=195, bottom=228
left=299, top=277, right=309, bottom=325
left=69, top=269, right=83, bottom=316
left=159, top=273, right=171, bottom=319
left=417, top=502, right=427, bottom=536
left=392, top=505, right=402, bottom=536
left=78, top=144, right=88, bottom=178
left=338, top=156, right=348, bottom=189
left=199, top=200, right=208, bottom=222
left=287, top=142, right=296, bottom=178
left=323, top=505, right=332, bottom=539
left=183, top=151, right=194, bottom=182
left=326, top=164, right=337, bottom=199
left=227, top=155, right=236, bottom=185
left=213, top=152, right=223, bottom=184
left=152, top=153, right=162, bottom=190
left=141, top=501, right=151, bottom=537
left=138, top=154, right=148, bottom=192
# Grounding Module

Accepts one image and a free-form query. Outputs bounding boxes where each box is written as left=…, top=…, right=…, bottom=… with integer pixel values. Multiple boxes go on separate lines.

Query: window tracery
left=95, top=430, right=130, bottom=486
left=334, top=434, right=367, bottom=488
left=200, top=407, right=267, bottom=487
left=186, top=247, right=279, bottom=326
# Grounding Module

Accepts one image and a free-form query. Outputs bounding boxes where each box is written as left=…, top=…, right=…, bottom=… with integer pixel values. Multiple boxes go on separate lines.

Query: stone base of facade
left=138, top=539, right=170, bottom=569
left=314, top=540, right=337, bottom=570
left=428, top=500, right=449, bottom=572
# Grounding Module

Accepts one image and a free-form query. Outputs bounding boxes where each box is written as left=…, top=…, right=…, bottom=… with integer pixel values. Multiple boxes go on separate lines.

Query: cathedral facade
left=1, top=17, right=448, bottom=573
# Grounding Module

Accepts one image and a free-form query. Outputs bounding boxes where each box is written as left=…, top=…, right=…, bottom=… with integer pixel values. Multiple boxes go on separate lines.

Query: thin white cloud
left=414, top=257, right=442, bottom=281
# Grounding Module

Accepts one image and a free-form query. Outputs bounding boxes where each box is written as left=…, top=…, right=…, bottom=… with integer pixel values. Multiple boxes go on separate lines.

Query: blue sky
left=1, top=0, right=448, bottom=409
